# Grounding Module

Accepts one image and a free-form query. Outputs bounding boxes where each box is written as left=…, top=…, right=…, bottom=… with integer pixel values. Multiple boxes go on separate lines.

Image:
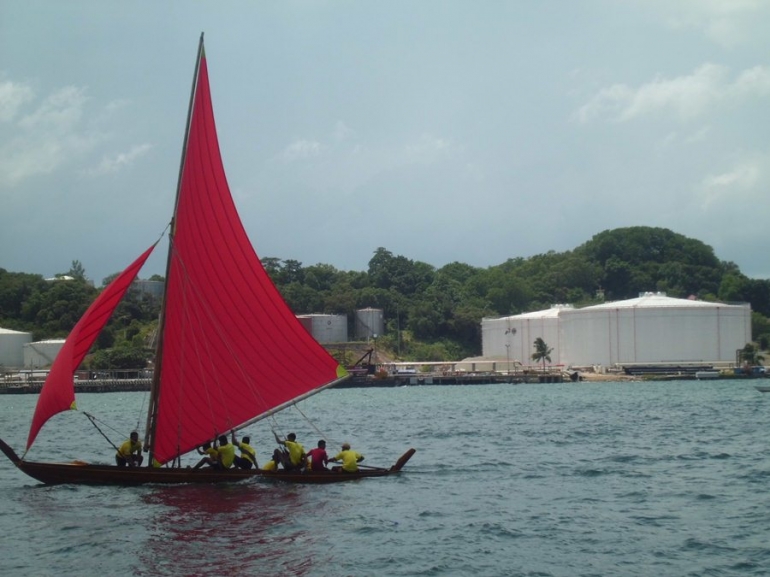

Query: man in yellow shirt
left=193, top=435, right=235, bottom=470
left=215, top=435, right=235, bottom=469
left=273, top=431, right=305, bottom=471
left=232, top=432, right=257, bottom=469
left=331, top=442, right=364, bottom=473
left=193, top=441, right=218, bottom=469
left=115, top=431, right=143, bottom=467
left=261, top=449, right=285, bottom=472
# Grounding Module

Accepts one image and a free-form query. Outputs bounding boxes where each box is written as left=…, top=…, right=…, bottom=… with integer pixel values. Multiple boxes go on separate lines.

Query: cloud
left=731, top=66, right=770, bottom=97
left=332, top=120, right=355, bottom=142
left=278, top=138, right=323, bottom=163
left=18, top=85, right=88, bottom=132
left=0, top=85, right=103, bottom=187
left=699, top=158, right=762, bottom=209
left=404, top=133, right=453, bottom=164
left=277, top=122, right=357, bottom=164
left=653, top=0, right=767, bottom=47
left=0, top=79, right=34, bottom=122
left=685, top=126, right=711, bottom=143
left=82, top=143, right=154, bottom=177
left=575, top=63, right=770, bottom=124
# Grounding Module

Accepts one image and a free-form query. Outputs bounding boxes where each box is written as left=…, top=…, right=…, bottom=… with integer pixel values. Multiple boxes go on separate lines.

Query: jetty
left=0, top=379, right=151, bottom=395
left=1, top=367, right=573, bottom=394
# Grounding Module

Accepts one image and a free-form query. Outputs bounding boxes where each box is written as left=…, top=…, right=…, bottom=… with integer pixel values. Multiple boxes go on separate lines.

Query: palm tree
left=739, top=343, right=765, bottom=367
left=531, top=337, right=553, bottom=373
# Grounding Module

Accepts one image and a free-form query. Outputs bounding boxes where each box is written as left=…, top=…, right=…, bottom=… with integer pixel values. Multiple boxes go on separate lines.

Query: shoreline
left=1, top=371, right=765, bottom=394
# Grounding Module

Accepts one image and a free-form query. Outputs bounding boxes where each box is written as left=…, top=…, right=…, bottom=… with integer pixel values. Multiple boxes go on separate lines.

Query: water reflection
left=138, top=482, right=314, bottom=577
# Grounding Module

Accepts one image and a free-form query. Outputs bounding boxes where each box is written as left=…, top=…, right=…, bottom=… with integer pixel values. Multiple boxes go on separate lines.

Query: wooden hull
left=0, top=439, right=415, bottom=486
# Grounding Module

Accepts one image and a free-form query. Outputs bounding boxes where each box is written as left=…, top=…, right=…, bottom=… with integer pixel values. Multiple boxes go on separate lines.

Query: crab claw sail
left=146, top=39, right=347, bottom=465
left=26, top=244, right=156, bottom=451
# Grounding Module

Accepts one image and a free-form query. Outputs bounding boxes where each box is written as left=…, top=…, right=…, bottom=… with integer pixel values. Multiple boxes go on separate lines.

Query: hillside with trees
left=2, top=227, right=769, bottom=367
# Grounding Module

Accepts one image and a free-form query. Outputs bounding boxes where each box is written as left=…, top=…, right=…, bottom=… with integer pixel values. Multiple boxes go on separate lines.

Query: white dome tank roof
left=0, top=327, right=31, bottom=335
left=581, top=292, right=740, bottom=310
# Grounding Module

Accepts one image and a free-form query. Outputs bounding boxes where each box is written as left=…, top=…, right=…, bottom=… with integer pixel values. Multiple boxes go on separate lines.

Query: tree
left=281, top=259, right=305, bottom=284
left=739, top=343, right=765, bottom=367
left=260, top=257, right=282, bottom=279
left=367, top=247, right=435, bottom=295
left=3, top=228, right=768, bottom=364
left=21, top=279, right=97, bottom=336
left=89, top=347, right=149, bottom=370
left=531, top=337, right=553, bottom=372
left=67, top=260, right=87, bottom=281
left=0, top=270, right=47, bottom=323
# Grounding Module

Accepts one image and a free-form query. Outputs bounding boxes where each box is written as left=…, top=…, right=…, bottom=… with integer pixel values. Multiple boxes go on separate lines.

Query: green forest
left=2, top=226, right=769, bottom=368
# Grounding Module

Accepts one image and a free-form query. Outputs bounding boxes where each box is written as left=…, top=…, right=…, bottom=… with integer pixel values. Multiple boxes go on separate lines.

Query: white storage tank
left=355, top=308, right=384, bottom=340
left=296, top=315, right=313, bottom=334
left=0, top=327, right=33, bottom=369
left=131, top=279, right=164, bottom=300
left=24, top=339, right=66, bottom=368
left=482, top=305, right=572, bottom=369
left=296, top=314, right=348, bottom=344
left=559, top=292, right=751, bottom=366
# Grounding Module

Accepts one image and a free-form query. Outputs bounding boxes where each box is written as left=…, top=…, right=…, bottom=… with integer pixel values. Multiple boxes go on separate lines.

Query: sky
left=1, top=1, right=769, bottom=286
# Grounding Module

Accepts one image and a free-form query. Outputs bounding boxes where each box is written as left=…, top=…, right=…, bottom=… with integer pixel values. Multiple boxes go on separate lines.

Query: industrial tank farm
left=482, top=293, right=751, bottom=369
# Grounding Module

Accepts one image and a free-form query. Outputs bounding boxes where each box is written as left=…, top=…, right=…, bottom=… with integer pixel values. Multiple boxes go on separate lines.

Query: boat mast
left=144, top=32, right=205, bottom=465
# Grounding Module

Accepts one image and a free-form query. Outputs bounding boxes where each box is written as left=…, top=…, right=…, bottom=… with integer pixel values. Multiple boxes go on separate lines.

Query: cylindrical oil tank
left=559, top=292, right=751, bottom=366
left=296, top=315, right=314, bottom=334
left=297, top=314, right=348, bottom=344
left=355, top=308, right=384, bottom=340
left=23, top=339, right=66, bottom=368
left=482, top=305, right=571, bottom=367
left=0, top=328, right=33, bottom=368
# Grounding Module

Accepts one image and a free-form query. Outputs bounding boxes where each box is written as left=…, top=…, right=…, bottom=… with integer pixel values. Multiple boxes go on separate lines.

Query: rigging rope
left=136, top=389, right=149, bottom=433
left=83, top=412, right=121, bottom=453
left=268, top=414, right=284, bottom=440
left=291, top=403, right=333, bottom=445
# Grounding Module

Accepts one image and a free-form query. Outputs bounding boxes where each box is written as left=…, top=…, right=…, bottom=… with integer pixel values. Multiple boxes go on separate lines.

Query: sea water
left=1, top=380, right=769, bottom=576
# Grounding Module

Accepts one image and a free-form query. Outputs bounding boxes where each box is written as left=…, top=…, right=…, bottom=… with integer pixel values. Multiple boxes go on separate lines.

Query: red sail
left=26, top=245, right=156, bottom=451
left=151, top=51, right=345, bottom=464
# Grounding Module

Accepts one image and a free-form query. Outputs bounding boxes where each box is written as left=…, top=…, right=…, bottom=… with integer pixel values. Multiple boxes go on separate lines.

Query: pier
left=0, top=379, right=151, bottom=394
left=0, top=372, right=572, bottom=394
left=337, top=371, right=571, bottom=388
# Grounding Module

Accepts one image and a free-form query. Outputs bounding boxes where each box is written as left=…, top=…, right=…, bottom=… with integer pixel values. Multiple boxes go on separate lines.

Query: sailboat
left=0, top=34, right=415, bottom=485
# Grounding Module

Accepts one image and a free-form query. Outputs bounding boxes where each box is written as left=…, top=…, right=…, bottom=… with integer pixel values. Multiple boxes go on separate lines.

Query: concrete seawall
left=0, top=379, right=152, bottom=394
left=0, top=373, right=573, bottom=394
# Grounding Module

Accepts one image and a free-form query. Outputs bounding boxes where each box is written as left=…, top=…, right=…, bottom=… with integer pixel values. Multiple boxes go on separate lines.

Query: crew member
left=115, top=431, right=144, bottom=467
left=330, top=442, right=364, bottom=473
left=232, top=432, right=257, bottom=469
left=306, top=439, right=329, bottom=471
left=273, top=431, right=305, bottom=471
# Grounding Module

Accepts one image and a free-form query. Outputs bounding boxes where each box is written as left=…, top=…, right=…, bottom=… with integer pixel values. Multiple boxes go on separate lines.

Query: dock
left=0, top=379, right=151, bottom=394
left=337, top=371, right=572, bottom=388
left=0, top=372, right=573, bottom=394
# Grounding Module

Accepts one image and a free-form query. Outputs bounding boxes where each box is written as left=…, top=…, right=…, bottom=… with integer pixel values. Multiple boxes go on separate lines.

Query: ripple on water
left=2, top=382, right=770, bottom=577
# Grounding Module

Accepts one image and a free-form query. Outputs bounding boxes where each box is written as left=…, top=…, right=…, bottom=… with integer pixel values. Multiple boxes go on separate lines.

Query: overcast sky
left=1, top=1, right=769, bottom=286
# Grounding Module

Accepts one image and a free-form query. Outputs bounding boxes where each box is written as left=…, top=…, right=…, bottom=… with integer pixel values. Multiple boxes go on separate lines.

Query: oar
left=355, top=464, right=388, bottom=471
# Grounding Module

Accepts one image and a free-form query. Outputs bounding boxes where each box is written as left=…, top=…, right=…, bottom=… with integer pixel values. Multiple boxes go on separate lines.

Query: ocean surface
left=1, top=380, right=769, bottom=577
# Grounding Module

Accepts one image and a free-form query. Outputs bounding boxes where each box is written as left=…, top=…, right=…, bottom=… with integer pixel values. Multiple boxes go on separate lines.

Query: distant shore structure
left=296, top=314, right=348, bottom=343
left=0, top=328, right=32, bottom=368
left=0, top=292, right=753, bottom=375
left=482, top=292, right=751, bottom=368
left=355, top=308, right=384, bottom=340
left=131, top=279, right=164, bottom=300
left=23, top=339, right=65, bottom=368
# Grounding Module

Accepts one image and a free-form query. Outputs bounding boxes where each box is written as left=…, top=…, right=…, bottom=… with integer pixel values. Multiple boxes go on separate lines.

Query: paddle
left=354, top=464, right=387, bottom=471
